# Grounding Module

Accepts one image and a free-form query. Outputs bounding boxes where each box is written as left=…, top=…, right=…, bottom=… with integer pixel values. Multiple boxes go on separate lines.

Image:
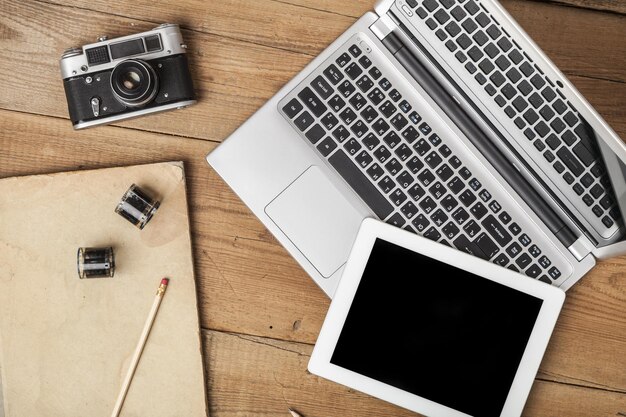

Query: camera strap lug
left=90, top=97, right=100, bottom=117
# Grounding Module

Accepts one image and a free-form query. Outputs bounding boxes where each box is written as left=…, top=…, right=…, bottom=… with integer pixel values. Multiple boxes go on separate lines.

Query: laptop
left=207, top=0, right=626, bottom=298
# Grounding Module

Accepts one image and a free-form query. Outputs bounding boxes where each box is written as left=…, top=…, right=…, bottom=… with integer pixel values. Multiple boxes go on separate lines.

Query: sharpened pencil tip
left=288, top=408, right=302, bottom=417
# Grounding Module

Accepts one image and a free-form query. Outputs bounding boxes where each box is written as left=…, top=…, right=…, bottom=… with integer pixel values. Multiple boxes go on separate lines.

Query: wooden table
left=1, top=0, right=625, bottom=415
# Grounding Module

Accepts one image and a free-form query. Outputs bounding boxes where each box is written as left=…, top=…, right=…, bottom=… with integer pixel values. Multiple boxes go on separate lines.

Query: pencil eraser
left=161, top=278, right=169, bottom=285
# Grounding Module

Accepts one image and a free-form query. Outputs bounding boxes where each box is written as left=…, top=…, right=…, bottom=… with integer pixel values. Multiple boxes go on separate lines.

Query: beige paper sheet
left=0, top=162, right=208, bottom=417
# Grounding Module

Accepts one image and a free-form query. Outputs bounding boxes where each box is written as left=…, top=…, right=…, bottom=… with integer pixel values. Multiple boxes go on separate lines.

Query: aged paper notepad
left=0, top=162, right=208, bottom=417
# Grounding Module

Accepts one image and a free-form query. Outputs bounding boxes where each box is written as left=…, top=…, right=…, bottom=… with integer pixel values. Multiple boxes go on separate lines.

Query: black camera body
left=60, top=24, right=196, bottom=129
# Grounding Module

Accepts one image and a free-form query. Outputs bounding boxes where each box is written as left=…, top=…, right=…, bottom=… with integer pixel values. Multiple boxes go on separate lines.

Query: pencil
left=110, top=278, right=169, bottom=417
left=288, top=408, right=304, bottom=417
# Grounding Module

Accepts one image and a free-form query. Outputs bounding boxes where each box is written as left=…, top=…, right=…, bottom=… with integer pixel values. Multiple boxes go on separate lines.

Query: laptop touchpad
left=265, top=166, right=365, bottom=278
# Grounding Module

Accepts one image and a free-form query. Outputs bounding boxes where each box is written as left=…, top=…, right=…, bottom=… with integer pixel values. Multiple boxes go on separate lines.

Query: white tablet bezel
left=309, top=218, right=565, bottom=417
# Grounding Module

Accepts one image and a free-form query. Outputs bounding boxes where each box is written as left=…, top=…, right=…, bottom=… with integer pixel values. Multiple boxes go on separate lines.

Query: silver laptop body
left=207, top=0, right=626, bottom=298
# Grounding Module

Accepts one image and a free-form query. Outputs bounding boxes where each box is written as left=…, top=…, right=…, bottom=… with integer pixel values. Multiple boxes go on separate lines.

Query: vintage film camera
left=60, top=24, right=196, bottom=129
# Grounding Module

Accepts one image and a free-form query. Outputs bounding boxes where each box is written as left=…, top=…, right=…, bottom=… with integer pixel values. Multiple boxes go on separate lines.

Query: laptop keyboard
left=280, top=38, right=564, bottom=283
left=402, top=0, right=621, bottom=238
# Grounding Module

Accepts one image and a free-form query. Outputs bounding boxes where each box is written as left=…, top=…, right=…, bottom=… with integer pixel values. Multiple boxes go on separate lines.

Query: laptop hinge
left=370, top=14, right=395, bottom=40
left=567, top=235, right=595, bottom=261
left=591, top=240, right=626, bottom=260
left=374, top=0, right=396, bottom=16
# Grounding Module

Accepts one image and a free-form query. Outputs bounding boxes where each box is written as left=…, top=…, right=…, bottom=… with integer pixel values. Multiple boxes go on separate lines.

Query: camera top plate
left=60, top=23, right=188, bottom=79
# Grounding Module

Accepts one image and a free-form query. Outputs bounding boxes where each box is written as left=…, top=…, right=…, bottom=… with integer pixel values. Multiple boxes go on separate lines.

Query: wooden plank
left=1, top=108, right=625, bottom=394
left=37, top=0, right=626, bottom=82
left=281, top=0, right=626, bottom=17
left=0, top=1, right=624, bottom=142
left=0, top=0, right=311, bottom=141
left=530, top=0, right=626, bottom=15
left=201, top=329, right=626, bottom=417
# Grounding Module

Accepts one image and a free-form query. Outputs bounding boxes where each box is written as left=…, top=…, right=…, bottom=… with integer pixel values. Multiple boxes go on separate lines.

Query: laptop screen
left=330, top=238, right=543, bottom=417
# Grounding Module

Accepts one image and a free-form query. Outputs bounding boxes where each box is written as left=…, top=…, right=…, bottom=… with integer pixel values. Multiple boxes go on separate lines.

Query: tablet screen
left=331, top=239, right=543, bottom=417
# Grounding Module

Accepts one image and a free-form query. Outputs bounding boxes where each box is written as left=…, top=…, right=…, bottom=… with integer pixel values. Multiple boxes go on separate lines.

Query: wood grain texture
left=34, top=0, right=626, bottom=82
left=1, top=109, right=624, bottom=401
left=529, top=0, right=626, bottom=15
left=1, top=0, right=626, bottom=414
left=202, top=329, right=626, bottom=417
left=0, top=0, right=624, bottom=142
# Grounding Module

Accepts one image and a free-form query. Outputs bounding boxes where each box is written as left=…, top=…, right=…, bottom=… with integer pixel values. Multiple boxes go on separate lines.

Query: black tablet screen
left=331, top=239, right=543, bottom=417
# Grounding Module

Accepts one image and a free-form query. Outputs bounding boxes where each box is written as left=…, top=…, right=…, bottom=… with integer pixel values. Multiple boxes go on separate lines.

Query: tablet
left=309, top=218, right=565, bottom=417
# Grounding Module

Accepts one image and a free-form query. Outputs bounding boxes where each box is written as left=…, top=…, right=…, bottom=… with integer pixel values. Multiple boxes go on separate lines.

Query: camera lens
left=121, top=71, right=141, bottom=91
left=111, top=59, right=158, bottom=107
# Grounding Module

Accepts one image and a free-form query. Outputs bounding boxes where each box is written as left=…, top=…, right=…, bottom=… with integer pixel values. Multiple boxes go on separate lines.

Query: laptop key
left=412, top=214, right=430, bottom=232
left=329, top=151, right=394, bottom=219
left=548, top=267, right=561, bottom=280
left=516, top=253, right=532, bottom=269
left=408, top=183, right=426, bottom=201
left=506, top=242, right=522, bottom=258
left=339, top=107, right=357, bottom=124
left=519, top=233, right=532, bottom=246
left=294, top=111, right=314, bottom=131
left=397, top=171, right=415, bottom=188
left=344, top=138, right=362, bottom=155
left=401, top=201, right=418, bottom=219
left=358, top=55, right=372, bottom=69
left=361, top=105, right=379, bottom=123
left=538, top=255, right=551, bottom=268
left=431, top=208, right=449, bottom=227
left=434, top=9, right=451, bottom=24
left=369, top=66, right=382, bottom=80
left=379, top=100, right=396, bottom=118
left=526, top=264, right=541, bottom=278
left=316, top=137, right=337, bottom=157
left=374, top=146, right=391, bottom=163
left=323, top=64, right=344, bottom=85
left=311, top=75, right=334, bottom=100
left=460, top=189, right=478, bottom=207
left=283, top=98, right=303, bottom=119
left=332, top=125, right=350, bottom=143
left=391, top=189, right=408, bottom=206
left=336, top=53, right=351, bottom=68
left=424, top=227, right=442, bottom=242
left=348, top=44, right=362, bottom=57
left=442, top=221, right=460, bottom=240
left=452, top=207, right=470, bottom=224
left=298, top=87, right=327, bottom=117
left=321, top=113, right=339, bottom=130
left=419, top=196, right=437, bottom=214
left=494, top=253, right=509, bottom=266
left=464, top=219, right=481, bottom=238
left=366, top=163, right=384, bottom=181
left=453, top=235, right=484, bottom=258
left=481, top=214, right=512, bottom=246
left=356, top=75, right=374, bottom=93
left=573, top=142, right=595, bottom=167
left=305, top=124, right=325, bottom=144
left=475, top=232, right=499, bottom=259
left=387, top=213, right=406, bottom=227
left=328, top=95, right=346, bottom=112
left=407, top=156, right=424, bottom=173
left=355, top=150, right=373, bottom=168
left=338, top=80, right=356, bottom=98
left=349, top=93, right=367, bottom=111
left=557, top=147, right=584, bottom=176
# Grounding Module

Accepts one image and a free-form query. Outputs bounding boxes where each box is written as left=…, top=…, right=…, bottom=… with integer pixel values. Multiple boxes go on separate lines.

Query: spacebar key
left=328, top=150, right=394, bottom=220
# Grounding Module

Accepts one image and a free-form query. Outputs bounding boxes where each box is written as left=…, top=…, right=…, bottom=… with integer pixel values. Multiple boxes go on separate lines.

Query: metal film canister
left=115, top=184, right=160, bottom=229
left=77, top=247, right=115, bottom=279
